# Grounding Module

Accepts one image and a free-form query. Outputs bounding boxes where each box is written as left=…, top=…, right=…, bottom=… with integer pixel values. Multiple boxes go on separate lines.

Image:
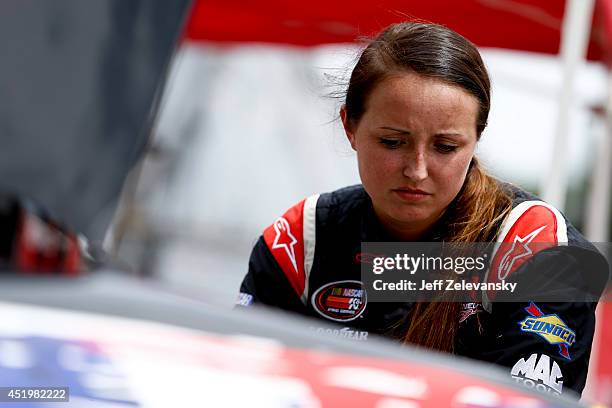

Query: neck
left=372, top=206, right=444, bottom=241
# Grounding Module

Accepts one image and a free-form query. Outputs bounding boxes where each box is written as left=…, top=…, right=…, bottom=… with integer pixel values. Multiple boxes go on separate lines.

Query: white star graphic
left=271, top=217, right=299, bottom=274
left=497, top=225, right=547, bottom=280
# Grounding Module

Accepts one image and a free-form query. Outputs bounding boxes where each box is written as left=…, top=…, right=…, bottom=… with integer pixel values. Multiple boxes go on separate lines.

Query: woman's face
left=341, top=72, right=480, bottom=239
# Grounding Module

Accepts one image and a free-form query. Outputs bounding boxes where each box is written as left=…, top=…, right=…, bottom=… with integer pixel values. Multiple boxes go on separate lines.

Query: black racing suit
left=237, top=184, right=608, bottom=396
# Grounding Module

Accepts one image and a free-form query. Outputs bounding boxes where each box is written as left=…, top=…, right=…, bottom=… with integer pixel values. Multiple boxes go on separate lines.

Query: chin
left=389, top=209, right=433, bottom=225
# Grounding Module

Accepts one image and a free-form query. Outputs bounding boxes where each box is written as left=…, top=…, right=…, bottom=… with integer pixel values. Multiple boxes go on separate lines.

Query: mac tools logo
left=511, top=353, right=563, bottom=394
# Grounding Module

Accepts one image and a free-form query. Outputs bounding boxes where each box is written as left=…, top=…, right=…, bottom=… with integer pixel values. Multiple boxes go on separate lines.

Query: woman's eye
left=434, top=144, right=458, bottom=153
left=379, top=138, right=404, bottom=149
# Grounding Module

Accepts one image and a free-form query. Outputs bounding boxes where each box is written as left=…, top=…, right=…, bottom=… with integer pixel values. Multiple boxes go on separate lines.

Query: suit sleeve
left=237, top=195, right=319, bottom=313
left=470, top=247, right=607, bottom=397
left=460, top=199, right=609, bottom=397
left=236, top=236, right=308, bottom=314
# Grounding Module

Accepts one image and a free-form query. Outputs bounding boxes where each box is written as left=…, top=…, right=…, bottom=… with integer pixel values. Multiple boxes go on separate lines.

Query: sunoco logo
left=312, top=280, right=367, bottom=322
left=518, top=303, right=575, bottom=359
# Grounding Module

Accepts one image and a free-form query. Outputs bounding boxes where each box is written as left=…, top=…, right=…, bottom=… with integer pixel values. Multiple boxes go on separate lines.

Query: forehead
left=363, top=71, right=480, bottom=130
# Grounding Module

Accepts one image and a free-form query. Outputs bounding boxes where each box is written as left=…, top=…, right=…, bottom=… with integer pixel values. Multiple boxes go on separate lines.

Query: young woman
left=237, top=22, right=607, bottom=396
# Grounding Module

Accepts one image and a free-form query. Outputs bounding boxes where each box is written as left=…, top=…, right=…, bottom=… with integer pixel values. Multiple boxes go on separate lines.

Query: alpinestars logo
left=511, top=353, right=563, bottom=394
left=271, top=217, right=298, bottom=273
left=498, top=225, right=547, bottom=280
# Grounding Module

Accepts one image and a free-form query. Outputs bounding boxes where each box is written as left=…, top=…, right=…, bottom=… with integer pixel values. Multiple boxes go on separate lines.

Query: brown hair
left=343, top=22, right=513, bottom=352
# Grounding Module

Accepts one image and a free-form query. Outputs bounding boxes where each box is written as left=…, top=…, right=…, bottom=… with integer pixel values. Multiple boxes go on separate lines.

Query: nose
left=402, top=148, right=428, bottom=182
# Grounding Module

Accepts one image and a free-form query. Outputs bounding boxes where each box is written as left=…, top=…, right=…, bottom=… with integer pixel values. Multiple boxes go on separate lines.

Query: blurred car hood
left=0, top=271, right=584, bottom=408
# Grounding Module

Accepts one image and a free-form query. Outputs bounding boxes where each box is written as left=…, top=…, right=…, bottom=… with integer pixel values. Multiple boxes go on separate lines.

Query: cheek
left=357, top=148, right=402, bottom=184
left=431, top=153, right=473, bottom=195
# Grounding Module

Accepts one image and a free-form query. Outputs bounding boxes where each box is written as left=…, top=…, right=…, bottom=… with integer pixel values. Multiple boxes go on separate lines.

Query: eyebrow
left=378, top=126, right=411, bottom=134
left=379, top=127, right=466, bottom=139
left=434, top=132, right=466, bottom=139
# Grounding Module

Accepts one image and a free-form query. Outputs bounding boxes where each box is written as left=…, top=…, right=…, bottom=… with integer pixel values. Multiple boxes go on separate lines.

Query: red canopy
left=185, top=0, right=611, bottom=64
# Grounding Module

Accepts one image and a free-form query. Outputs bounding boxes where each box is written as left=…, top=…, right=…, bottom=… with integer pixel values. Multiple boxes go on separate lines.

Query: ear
left=340, top=105, right=357, bottom=151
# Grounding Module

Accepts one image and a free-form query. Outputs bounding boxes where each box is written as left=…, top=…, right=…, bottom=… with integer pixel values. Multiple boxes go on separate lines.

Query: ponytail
left=398, top=158, right=513, bottom=352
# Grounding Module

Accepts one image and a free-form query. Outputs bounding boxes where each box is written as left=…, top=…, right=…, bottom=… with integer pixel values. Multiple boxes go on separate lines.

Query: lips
left=395, top=187, right=430, bottom=195
left=392, top=188, right=431, bottom=201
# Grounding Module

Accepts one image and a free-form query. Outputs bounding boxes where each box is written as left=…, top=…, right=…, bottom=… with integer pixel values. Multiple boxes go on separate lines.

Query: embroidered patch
left=518, top=303, right=575, bottom=359
left=511, top=353, right=563, bottom=394
left=310, top=326, right=369, bottom=341
left=311, top=280, right=367, bottom=322
left=459, top=302, right=483, bottom=323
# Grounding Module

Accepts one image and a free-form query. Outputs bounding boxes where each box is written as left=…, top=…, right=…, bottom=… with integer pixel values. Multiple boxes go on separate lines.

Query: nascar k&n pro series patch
left=312, top=280, right=367, bottom=322
left=518, top=303, right=575, bottom=359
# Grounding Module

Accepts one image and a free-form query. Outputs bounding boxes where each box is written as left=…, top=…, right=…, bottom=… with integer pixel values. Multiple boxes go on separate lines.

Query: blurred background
left=0, top=0, right=610, bottom=405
